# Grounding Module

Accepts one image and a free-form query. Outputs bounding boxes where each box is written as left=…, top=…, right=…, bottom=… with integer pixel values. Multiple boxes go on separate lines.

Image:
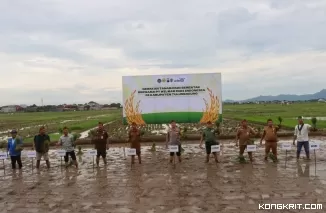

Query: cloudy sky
left=1, top=0, right=326, bottom=105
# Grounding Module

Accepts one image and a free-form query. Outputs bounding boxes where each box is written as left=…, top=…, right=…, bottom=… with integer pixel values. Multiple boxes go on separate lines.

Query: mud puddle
left=0, top=140, right=325, bottom=212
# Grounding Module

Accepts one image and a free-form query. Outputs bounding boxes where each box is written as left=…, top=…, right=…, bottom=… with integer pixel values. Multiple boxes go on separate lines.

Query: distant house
left=62, top=104, right=77, bottom=111
left=318, top=99, right=325, bottom=102
left=77, top=104, right=85, bottom=111
left=0, top=105, right=22, bottom=113
left=88, top=101, right=101, bottom=110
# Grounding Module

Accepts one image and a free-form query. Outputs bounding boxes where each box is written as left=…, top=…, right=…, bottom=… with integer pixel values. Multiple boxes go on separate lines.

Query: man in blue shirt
left=7, top=129, right=23, bottom=169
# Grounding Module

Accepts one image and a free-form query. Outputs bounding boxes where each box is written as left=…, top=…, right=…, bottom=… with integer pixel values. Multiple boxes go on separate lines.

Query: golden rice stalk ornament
left=124, top=90, right=146, bottom=125
left=200, top=88, right=220, bottom=123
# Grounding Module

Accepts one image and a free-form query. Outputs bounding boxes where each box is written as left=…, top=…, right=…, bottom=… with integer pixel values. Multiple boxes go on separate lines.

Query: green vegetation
left=0, top=110, right=120, bottom=143
left=224, top=103, right=326, bottom=128
left=311, top=117, right=317, bottom=131
left=123, top=112, right=223, bottom=124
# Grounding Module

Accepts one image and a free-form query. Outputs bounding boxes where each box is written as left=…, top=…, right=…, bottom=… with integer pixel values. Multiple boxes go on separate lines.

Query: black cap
left=10, top=129, right=17, bottom=134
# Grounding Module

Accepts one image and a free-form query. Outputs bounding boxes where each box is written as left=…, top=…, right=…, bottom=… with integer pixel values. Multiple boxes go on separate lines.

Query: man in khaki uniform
left=260, top=119, right=280, bottom=161
left=235, top=120, right=256, bottom=162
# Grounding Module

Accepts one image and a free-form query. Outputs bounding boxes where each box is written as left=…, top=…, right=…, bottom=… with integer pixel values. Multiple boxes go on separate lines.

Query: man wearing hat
left=7, top=129, right=23, bottom=169
left=293, top=116, right=312, bottom=160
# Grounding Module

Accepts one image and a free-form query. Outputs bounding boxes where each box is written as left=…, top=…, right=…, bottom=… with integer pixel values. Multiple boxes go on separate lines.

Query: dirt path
left=0, top=139, right=325, bottom=212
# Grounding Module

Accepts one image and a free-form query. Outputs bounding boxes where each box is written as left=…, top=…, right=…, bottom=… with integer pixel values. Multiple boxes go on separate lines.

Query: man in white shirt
left=293, top=116, right=312, bottom=160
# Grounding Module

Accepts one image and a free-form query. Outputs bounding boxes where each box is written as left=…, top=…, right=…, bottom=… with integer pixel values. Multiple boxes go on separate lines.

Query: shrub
left=215, top=120, right=220, bottom=127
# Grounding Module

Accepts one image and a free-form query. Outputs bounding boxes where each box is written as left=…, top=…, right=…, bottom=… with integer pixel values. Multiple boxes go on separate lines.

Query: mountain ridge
left=225, top=89, right=326, bottom=102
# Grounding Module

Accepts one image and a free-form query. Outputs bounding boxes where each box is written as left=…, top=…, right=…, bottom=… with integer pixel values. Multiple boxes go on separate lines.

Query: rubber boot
left=36, top=160, right=40, bottom=169
left=169, top=156, right=173, bottom=163
left=205, top=155, right=209, bottom=163
left=248, top=153, right=253, bottom=162
left=46, top=160, right=50, bottom=169
left=138, top=155, right=141, bottom=164
left=103, top=157, right=107, bottom=165
left=213, top=153, right=218, bottom=163
left=73, top=160, right=78, bottom=169
left=96, top=157, right=100, bottom=166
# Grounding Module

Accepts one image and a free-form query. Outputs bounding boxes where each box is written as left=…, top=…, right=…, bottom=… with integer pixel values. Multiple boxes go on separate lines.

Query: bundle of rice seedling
left=43, top=140, right=50, bottom=152
left=150, top=143, right=156, bottom=152
left=14, top=137, right=24, bottom=151
left=77, top=146, right=83, bottom=155
left=268, top=153, right=277, bottom=162
left=235, top=156, right=247, bottom=163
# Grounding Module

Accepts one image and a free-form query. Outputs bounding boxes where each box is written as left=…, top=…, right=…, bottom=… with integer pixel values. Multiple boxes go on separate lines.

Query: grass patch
left=23, top=133, right=61, bottom=143
left=2, top=111, right=121, bottom=143
left=123, top=112, right=222, bottom=124
left=0, top=110, right=120, bottom=130
left=223, top=103, right=326, bottom=128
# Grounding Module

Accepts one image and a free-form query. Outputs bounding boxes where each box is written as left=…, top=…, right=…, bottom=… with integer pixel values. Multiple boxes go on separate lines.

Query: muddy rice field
left=0, top=138, right=325, bottom=212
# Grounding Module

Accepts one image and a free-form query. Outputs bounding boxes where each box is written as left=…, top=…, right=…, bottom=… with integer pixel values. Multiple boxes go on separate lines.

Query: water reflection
left=297, top=162, right=310, bottom=177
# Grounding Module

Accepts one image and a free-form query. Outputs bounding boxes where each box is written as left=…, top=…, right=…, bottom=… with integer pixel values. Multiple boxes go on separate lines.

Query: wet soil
left=0, top=138, right=325, bottom=212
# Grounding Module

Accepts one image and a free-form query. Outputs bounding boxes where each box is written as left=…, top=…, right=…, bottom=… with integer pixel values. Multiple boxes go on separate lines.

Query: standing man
left=235, top=120, right=256, bottom=162
left=33, top=126, right=51, bottom=169
left=91, top=122, right=109, bottom=166
left=293, top=116, right=312, bottom=161
left=199, top=121, right=220, bottom=163
left=166, top=120, right=182, bottom=163
left=128, top=122, right=142, bottom=164
left=57, top=127, right=78, bottom=168
left=7, top=129, right=23, bottom=170
left=260, top=119, right=280, bottom=161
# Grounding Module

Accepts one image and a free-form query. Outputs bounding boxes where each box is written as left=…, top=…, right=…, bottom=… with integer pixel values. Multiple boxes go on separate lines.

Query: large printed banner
left=122, top=73, right=222, bottom=124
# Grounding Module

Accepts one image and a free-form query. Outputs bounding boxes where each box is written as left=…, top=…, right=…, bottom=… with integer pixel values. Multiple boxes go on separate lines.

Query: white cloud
left=0, top=0, right=326, bottom=105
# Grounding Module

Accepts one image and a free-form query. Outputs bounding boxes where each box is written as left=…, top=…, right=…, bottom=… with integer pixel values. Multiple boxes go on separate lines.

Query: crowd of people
left=6, top=117, right=312, bottom=170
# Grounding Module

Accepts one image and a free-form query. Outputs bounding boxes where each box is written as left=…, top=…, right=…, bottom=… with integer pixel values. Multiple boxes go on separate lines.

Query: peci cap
left=10, top=129, right=17, bottom=134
